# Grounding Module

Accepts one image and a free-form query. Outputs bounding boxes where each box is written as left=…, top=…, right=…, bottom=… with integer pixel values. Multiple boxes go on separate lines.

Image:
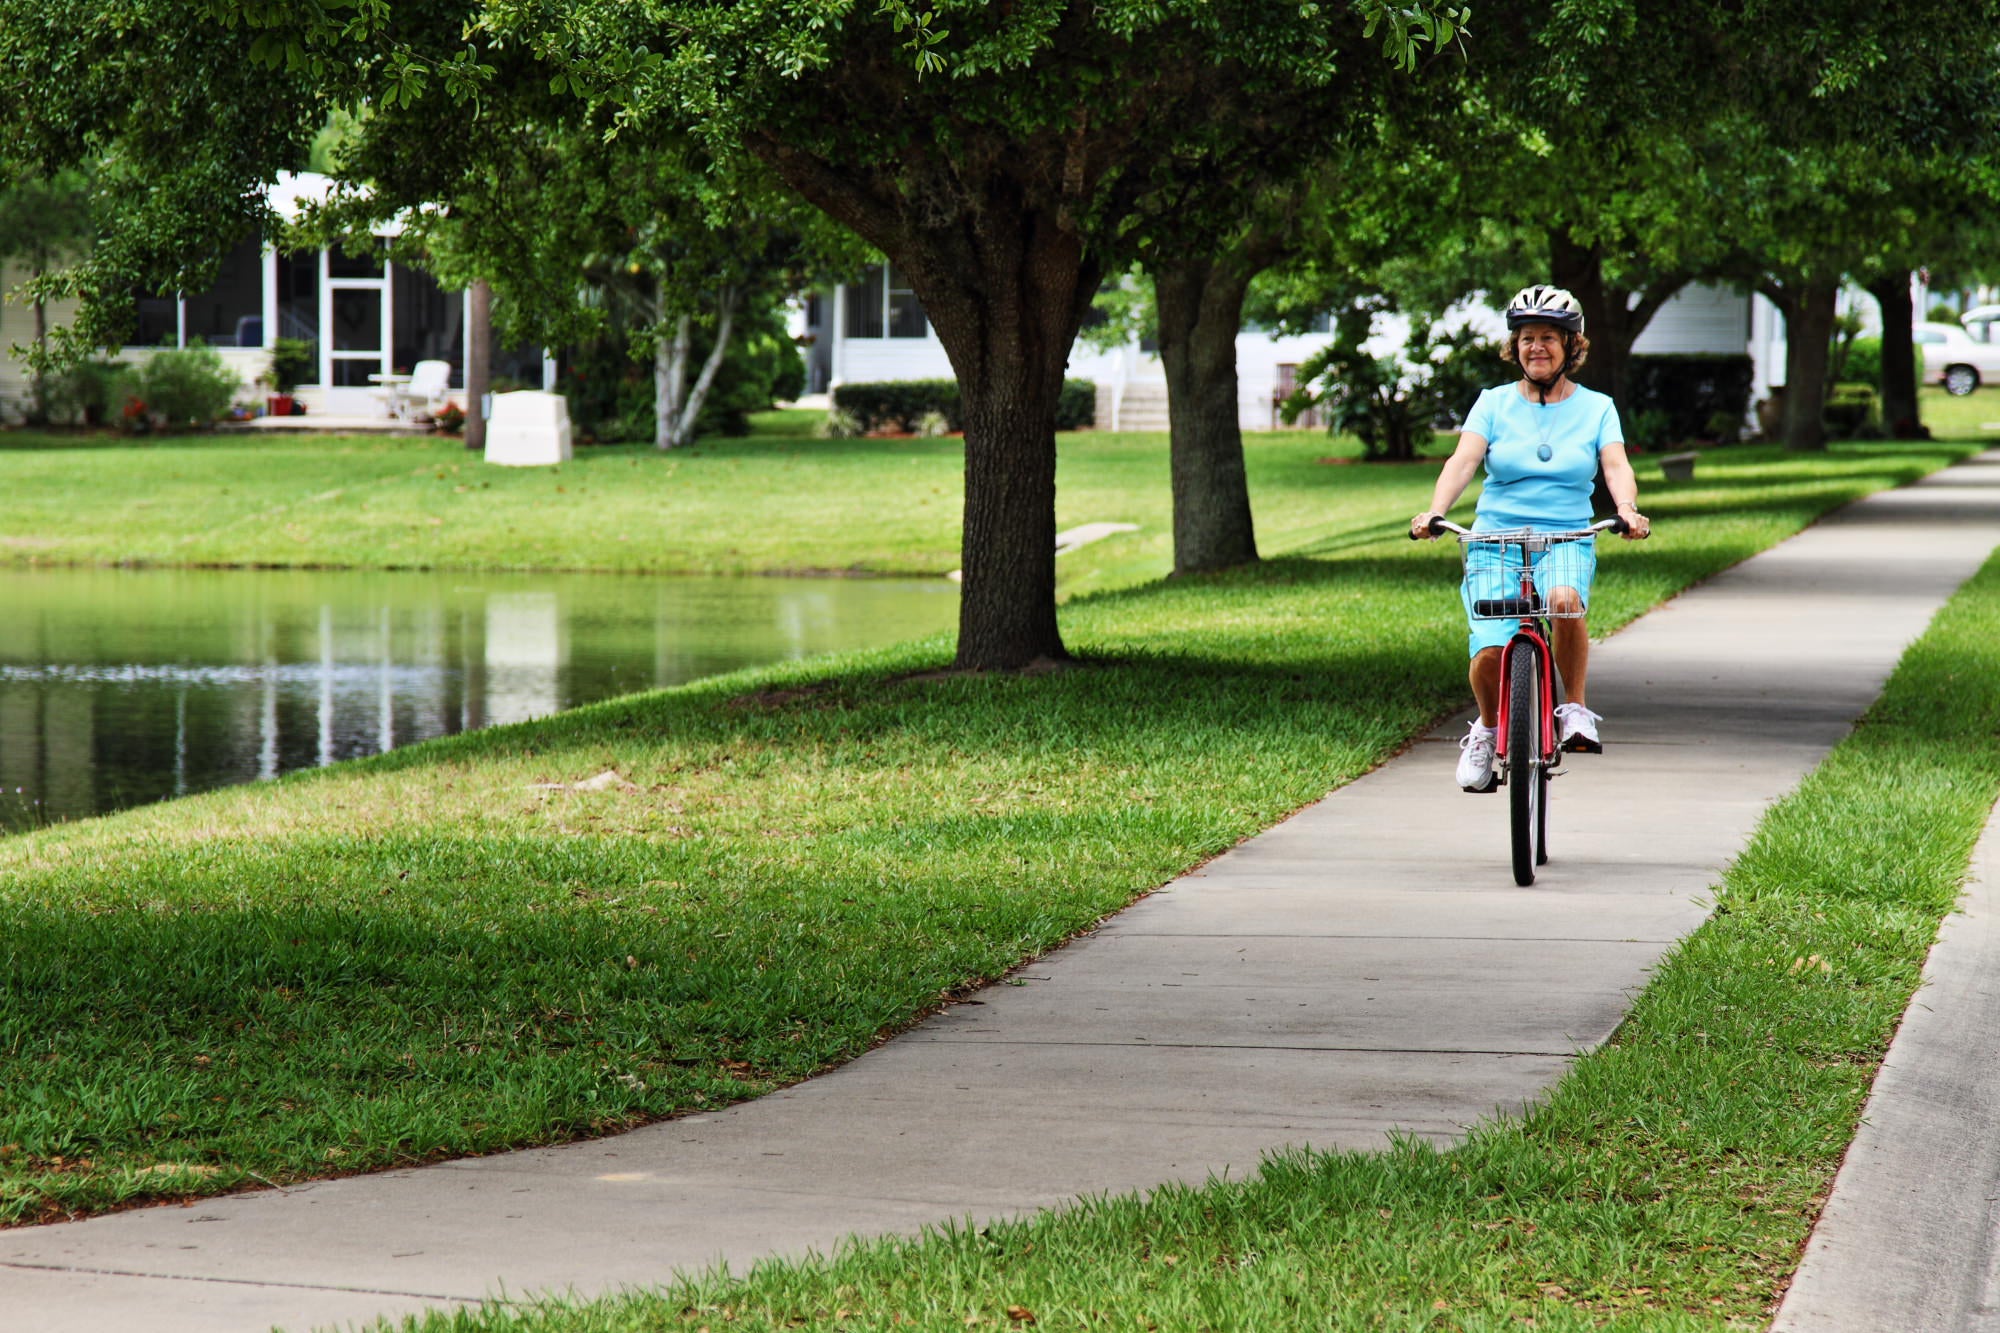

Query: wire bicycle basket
left=1459, top=528, right=1598, bottom=621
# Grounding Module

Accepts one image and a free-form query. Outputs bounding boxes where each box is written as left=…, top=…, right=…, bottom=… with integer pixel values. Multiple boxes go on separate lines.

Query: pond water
left=0, top=567, right=958, bottom=833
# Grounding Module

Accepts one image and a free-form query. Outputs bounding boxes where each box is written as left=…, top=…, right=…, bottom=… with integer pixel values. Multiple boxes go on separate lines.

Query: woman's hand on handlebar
left=1617, top=506, right=1651, bottom=540
left=1410, top=511, right=1443, bottom=541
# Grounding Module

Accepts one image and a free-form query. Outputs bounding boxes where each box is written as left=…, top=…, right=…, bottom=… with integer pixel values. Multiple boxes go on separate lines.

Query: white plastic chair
left=407, top=360, right=453, bottom=417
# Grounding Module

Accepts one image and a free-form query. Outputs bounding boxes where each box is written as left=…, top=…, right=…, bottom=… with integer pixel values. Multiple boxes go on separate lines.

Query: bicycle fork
left=1493, top=627, right=1561, bottom=785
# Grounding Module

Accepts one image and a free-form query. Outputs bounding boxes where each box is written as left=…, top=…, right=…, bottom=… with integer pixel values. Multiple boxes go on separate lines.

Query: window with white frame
left=127, top=238, right=265, bottom=348
left=842, top=263, right=929, bottom=338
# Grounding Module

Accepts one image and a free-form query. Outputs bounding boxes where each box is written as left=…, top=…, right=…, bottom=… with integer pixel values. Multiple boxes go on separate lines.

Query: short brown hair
left=1501, top=328, right=1591, bottom=373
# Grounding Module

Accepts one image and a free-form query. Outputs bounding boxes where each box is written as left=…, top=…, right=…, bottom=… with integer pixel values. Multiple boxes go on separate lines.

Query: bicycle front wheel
left=1507, top=644, right=1544, bottom=886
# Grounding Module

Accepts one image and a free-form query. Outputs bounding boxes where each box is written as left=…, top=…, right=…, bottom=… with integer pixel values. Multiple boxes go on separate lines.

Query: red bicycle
left=1422, top=516, right=1627, bottom=885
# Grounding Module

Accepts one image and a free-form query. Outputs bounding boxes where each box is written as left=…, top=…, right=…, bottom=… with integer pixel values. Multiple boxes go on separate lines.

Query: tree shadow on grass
left=4, top=443, right=1981, bottom=1218
left=0, top=556, right=1494, bottom=1218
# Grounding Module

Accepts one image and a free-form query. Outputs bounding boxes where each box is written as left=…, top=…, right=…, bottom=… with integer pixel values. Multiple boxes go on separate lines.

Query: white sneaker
left=1557, top=702, right=1602, bottom=753
left=1456, top=723, right=1498, bottom=792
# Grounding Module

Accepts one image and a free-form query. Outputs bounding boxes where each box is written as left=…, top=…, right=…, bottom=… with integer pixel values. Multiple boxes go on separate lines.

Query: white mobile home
left=802, top=266, right=1767, bottom=431
left=1, top=173, right=548, bottom=423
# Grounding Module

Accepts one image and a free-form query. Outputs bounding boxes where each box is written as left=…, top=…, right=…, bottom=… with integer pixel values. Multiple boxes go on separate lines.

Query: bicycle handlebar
left=1411, top=515, right=1630, bottom=540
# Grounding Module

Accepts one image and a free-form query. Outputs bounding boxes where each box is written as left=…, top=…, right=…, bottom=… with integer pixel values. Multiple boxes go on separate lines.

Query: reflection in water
left=0, top=568, right=957, bottom=833
left=486, top=591, right=564, bottom=726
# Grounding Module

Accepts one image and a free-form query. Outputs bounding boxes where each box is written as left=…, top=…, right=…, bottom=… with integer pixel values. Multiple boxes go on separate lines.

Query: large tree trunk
left=916, top=219, right=1098, bottom=671
left=1153, top=256, right=1259, bottom=575
left=1761, top=277, right=1839, bottom=452
left=1549, top=234, right=1621, bottom=398
left=932, top=250, right=1092, bottom=670
left=756, top=146, right=1098, bottom=671
left=1549, top=232, right=1687, bottom=407
left=464, top=278, right=492, bottom=453
left=1868, top=273, right=1922, bottom=437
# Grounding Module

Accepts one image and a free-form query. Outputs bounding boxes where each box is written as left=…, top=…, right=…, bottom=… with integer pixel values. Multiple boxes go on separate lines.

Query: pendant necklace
left=1527, top=376, right=1563, bottom=462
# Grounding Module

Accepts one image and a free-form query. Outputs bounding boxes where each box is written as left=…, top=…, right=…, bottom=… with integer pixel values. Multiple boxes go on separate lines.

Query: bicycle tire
left=1507, top=643, right=1542, bottom=886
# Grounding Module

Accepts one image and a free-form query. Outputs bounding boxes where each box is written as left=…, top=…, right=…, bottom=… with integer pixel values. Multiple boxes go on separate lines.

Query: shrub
left=832, top=379, right=1095, bottom=434
left=814, top=407, right=863, bottom=439
left=41, top=358, right=127, bottom=427
left=834, top=379, right=959, bottom=432
left=98, top=347, right=241, bottom=434
left=261, top=337, right=315, bottom=395
left=699, top=311, right=807, bottom=434
left=134, top=343, right=240, bottom=429
left=1055, top=378, right=1096, bottom=430
left=1823, top=383, right=1880, bottom=438
left=769, top=337, right=807, bottom=404
left=1624, top=354, right=1755, bottom=443
left=1623, top=407, right=1675, bottom=452
left=1842, top=336, right=1882, bottom=389
left=432, top=403, right=466, bottom=435
left=1281, top=301, right=1498, bottom=461
left=563, top=299, right=803, bottom=444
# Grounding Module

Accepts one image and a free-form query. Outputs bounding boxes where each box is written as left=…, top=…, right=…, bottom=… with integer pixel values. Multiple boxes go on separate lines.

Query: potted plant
left=259, top=337, right=315, bottom=416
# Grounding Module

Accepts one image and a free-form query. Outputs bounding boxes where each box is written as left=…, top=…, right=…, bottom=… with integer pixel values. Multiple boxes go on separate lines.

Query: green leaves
left=878, top=1, right=950, bottom=76
left=1358, top=0, right=1470, bottom=72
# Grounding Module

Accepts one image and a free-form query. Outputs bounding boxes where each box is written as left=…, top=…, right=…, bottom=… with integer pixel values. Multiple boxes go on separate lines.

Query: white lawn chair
left=406, top=360, right=453, bottom=419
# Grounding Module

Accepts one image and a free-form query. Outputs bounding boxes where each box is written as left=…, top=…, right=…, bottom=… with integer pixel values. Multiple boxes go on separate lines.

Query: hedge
left=832, top=378, right=1096, bottom=433
left=1823, top=383, right=1880, bottom=438
left=1625, top=354, right=1756, bottom=443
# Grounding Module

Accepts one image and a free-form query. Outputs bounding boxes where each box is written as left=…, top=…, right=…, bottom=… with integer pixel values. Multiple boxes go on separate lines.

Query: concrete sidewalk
left=7, top=453, right=2000, bottom=1333
left=1773, top=774, right=2000, bottom=1330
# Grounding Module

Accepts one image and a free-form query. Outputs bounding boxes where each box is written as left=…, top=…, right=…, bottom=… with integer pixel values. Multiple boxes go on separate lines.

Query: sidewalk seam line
left=904, top=1039, right=1582, bottom=1056
left=0, top=1259, right=488, bottom=1306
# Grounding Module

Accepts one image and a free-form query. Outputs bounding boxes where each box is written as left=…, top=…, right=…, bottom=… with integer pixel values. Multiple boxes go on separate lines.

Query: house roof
left=267, top=171, right=409, bottom=237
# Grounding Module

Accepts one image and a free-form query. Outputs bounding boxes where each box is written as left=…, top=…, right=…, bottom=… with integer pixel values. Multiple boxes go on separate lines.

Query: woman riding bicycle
left=1409, top=284, right=1651, bottom=793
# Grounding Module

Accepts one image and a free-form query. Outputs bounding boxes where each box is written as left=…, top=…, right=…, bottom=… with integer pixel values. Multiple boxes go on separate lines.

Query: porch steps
left=1099, top=380, right=1171, bottom=433
left=228, top=415, right=432, bottom=436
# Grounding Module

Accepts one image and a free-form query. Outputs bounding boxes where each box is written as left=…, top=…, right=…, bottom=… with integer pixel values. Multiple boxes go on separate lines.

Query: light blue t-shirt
left=1462, top=382, right=1623, bottom=531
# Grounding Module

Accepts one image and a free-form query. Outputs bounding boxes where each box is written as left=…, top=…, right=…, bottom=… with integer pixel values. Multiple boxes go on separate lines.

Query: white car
left=1913, top=320, right=2000, bottom=395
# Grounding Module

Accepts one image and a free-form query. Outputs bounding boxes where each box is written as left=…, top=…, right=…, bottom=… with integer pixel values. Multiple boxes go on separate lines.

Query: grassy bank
left=0, top=437, right=1973, bottom=1234
left=392, top=546, right=2000, bottom=1332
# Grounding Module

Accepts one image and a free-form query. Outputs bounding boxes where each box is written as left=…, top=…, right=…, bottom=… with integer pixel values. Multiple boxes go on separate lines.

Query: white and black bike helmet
left=1505, top=284, right=1586, bottom=333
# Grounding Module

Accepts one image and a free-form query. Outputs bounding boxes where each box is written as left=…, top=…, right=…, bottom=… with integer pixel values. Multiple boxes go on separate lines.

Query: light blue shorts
left=1462, top=535, right=1597, bottom=657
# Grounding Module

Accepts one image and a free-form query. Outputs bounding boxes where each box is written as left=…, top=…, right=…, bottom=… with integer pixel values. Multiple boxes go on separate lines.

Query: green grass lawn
left=0, top=411, right=975, bottom=575
left=0, top=410, right=1466, bottom=593
left=0, top=404, right=1988, bottom=1326
left=1912, top=382, right=2000, bottom=439
left=405, top=546, right=2000, bottom=1331
left=0, top=429, right=1974, bottom=1238
left=0, top=393, right=1981, bottom=592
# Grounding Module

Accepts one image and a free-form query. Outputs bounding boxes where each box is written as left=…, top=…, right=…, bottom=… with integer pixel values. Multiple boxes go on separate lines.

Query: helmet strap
left=1519, top=334, right=1568, bottom=404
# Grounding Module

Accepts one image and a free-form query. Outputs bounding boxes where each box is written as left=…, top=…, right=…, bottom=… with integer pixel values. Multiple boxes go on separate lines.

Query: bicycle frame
left=1493, top=606, right=1556, bottom=783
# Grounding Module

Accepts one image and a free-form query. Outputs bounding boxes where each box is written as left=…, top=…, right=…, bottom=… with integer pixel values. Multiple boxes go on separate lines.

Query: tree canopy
left=46, top=0, right=1448, bottom=667
left=488, top=0, right=1468, bottom=668
left=9, top=0, right=2000, bottom=661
